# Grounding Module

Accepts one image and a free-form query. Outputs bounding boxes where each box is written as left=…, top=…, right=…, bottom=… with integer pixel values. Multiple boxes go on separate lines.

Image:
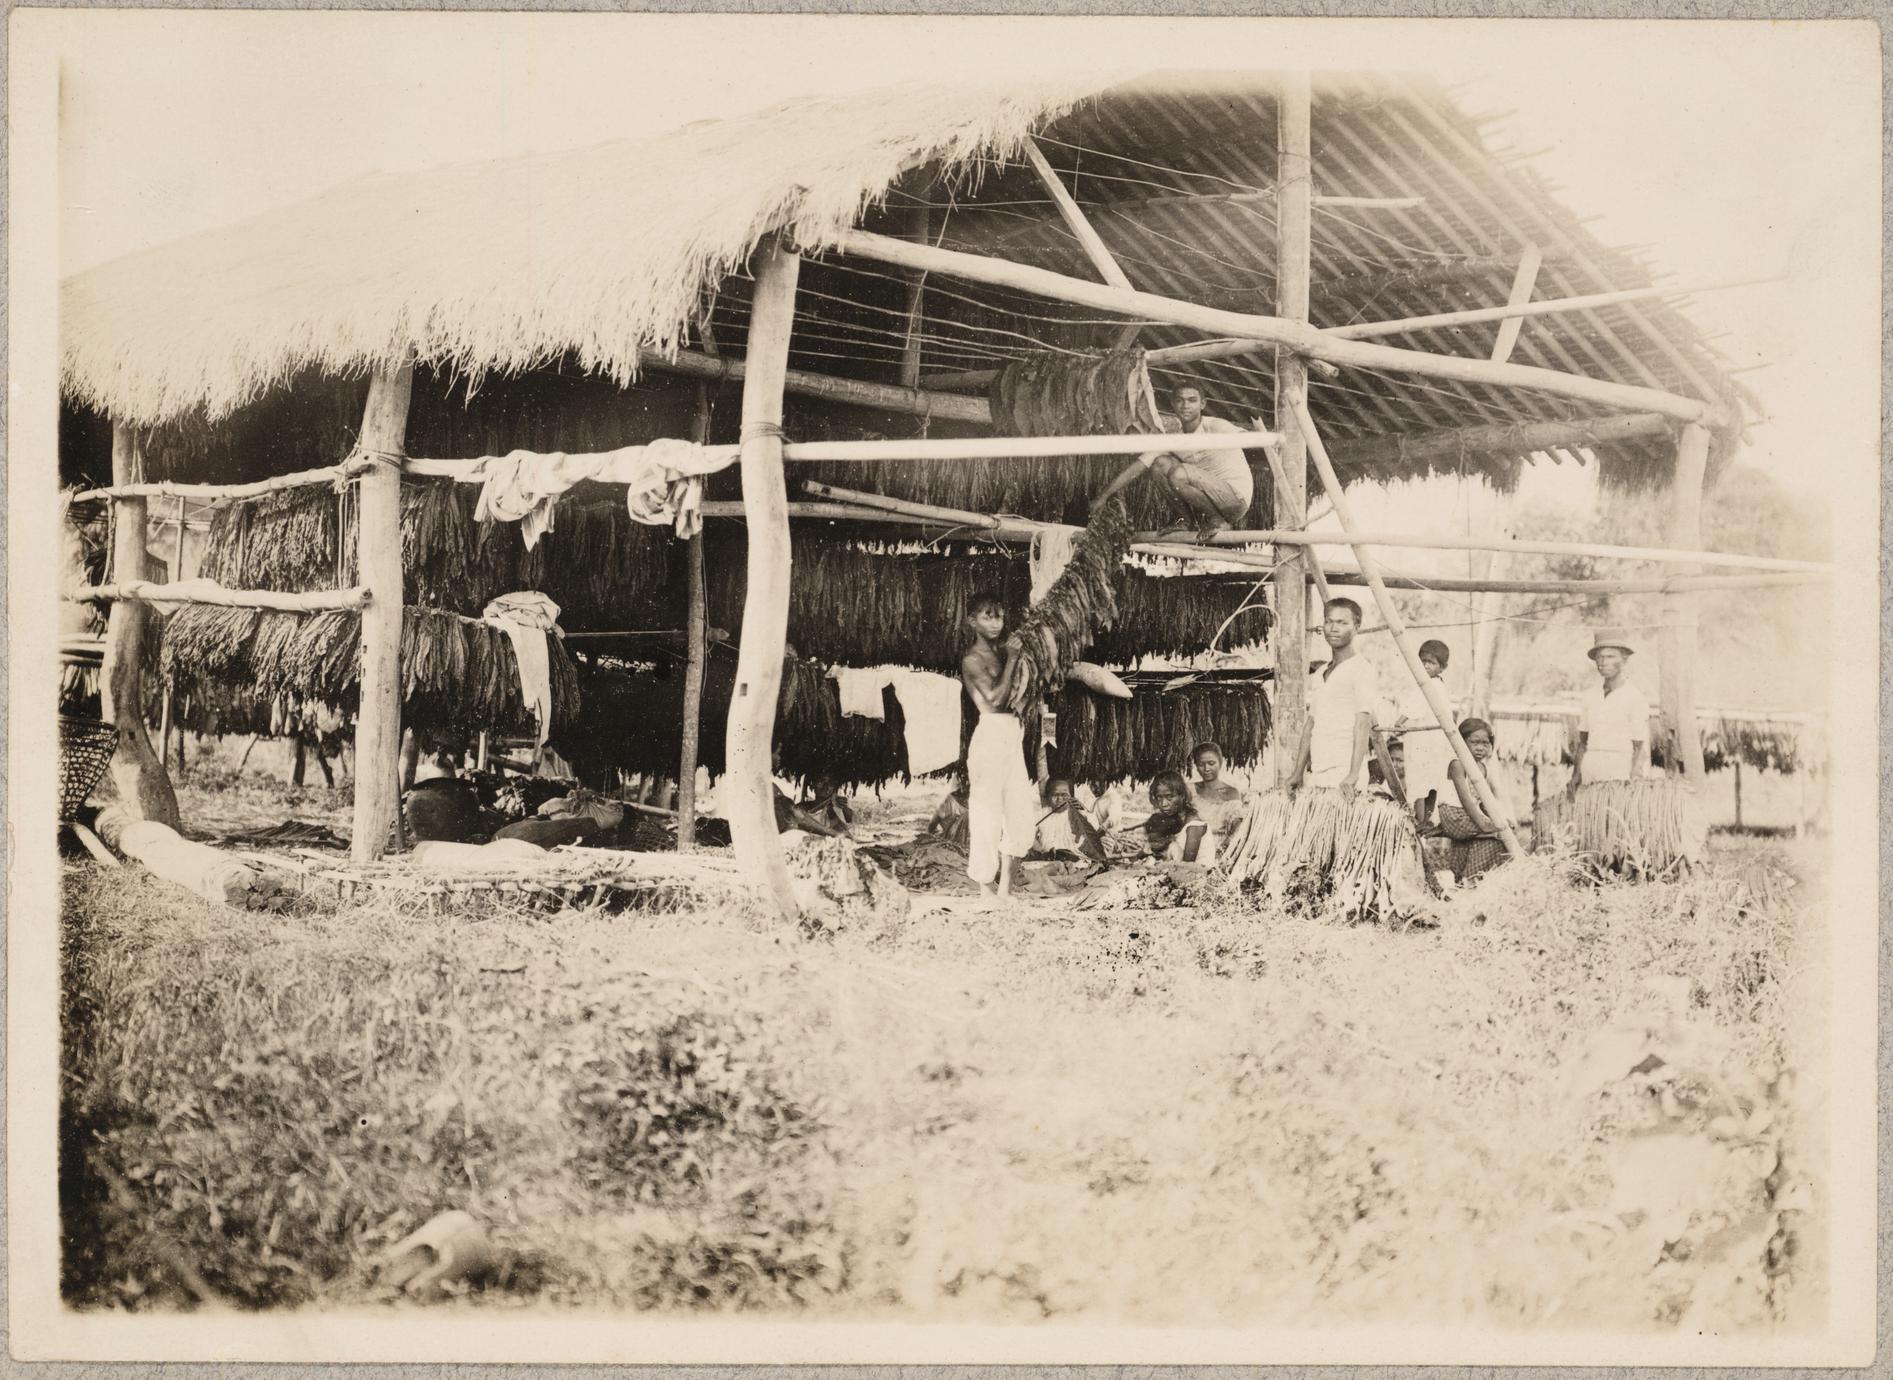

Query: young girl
left=1032, top=777, right=1108, bottom=863
left=1393, top=639, right=1454, bottom=830
left=1144, top=769, right=1217, bottom=865
left=1440, top=717, right=1514, bottom=884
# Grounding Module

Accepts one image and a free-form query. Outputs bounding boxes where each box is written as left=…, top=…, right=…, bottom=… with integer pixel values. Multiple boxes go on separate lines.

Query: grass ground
left=60, top=764, right=1825, bottom=1331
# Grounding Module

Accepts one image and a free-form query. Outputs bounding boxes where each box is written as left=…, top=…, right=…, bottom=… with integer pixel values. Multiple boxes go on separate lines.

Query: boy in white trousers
left=959, top=592, right=1039, bottom=898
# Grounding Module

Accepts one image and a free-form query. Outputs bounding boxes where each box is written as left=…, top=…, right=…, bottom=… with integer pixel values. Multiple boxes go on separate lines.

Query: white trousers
left=967, top=713, right=1038, bottom=884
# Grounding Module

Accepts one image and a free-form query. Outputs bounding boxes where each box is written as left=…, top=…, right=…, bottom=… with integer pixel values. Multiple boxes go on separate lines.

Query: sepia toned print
left=11, top=11, right=1879, bottom=1367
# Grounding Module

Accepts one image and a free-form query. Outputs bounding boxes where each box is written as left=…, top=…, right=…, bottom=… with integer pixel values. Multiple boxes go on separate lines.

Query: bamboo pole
left=1489, top=245, right=1544, bottom=365
left=158, top=495, right=185, bottom=761
left=1661, top=422, right=1712, bottom=780
left=72, top=455, right=381, bottom=504
left=100, top=427, right=181, bottom=829
left=677, top=380, right=715, bottom=854
left=788, top=483, right=1823, bottom=593
left=829, top=228, right=1721, bottom=425
left=727, top=237, right=803, bottom=922
left=899, top=200, right=931, bottom=389
left=1289, top=388, right=1523, bottom=859
left=350, top=361, right=415, bottom=863
left=72, top=581, right=372, bottom=611
left=1023, top=139, right=1152, bottom=355
left=1272, top=73, right=1313, bottom=787
left=636, top=346, right=989, bottom=424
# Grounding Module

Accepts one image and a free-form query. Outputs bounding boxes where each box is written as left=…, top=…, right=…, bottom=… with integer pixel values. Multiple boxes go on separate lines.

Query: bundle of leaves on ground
left=1221, top=788, right=1432, bottom=923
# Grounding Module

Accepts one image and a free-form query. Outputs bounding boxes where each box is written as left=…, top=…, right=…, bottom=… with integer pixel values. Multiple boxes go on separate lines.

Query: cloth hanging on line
left=890, top=670, right=964, bottom=777
left=481, top=592, right=563, bottom=751
left=1029, top=527, right=1078, bottom=604
left=830, top=667, right=894, bottom=720
left=469, top=439, right=732, bottom=548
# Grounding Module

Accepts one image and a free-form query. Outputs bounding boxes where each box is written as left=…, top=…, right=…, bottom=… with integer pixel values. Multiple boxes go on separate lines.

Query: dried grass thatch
left=63, top=78, right=1118, bottom=426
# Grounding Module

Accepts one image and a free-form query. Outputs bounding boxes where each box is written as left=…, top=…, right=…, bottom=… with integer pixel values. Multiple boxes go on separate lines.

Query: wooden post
left=350, top=360, right=414, bottom=862
left=100, top=427, right=181, bottom=828
left=1271, top=73, right=1312, bottom=789
left=1289, top=389, right=1525, bottom=859
left=1469, top=549, right=1500, bottom=720
left=1661, top=422, right=1711, bottom=781
left=158, top=495, right=185, bottom=761
left=1732, top=759, right=1743, bottom=830
left=677, top=381, right=715, bottom=853
left=899, top=200, right=930, bottom=389
left=726, top=237, right=803, bottom=921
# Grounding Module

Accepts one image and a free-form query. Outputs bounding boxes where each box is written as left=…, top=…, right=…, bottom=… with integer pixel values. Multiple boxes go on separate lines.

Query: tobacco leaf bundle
left=158, top=603, right=577, bottom=738
left=1532, top=778, right=1705, bottom=878
left=1003, top=496, right=1134, bottom=713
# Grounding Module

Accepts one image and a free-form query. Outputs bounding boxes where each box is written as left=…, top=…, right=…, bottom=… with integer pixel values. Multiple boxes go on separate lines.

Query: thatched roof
left=62, top=77, right=1115, bottom=426
left=62, top=70, right=1746, bottom=496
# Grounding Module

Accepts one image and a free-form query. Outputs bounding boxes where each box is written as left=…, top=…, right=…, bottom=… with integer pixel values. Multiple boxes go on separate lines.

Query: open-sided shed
left=63, top=69, right=1798, bottom=915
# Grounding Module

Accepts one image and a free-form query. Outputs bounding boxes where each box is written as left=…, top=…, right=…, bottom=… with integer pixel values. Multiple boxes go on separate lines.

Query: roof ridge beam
left=828, top=228, right=1720, bottom=425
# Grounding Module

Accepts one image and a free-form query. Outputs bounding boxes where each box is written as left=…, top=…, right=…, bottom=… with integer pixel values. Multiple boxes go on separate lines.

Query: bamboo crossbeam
left=70, top=580, right=372, bottom=611
left=1144, top=275, right=1777, bottom=367
left=72, top=459, right=365, bottom=504
left=404, top=430, right=1276, bottom=480
left=784, top=484, right=1826, bottom=593
left=1136, top=527, right=1828, bottom=574
left=635, top=346, right=990, bottom=424
left=836, top=228, right=1727, bottom=427
left=1023, top=139, right=1153, bottom=356
left=1329, top=273, right=1780, bottom=341
left=1289, top=387, right=1525, bottom=860
left=1489, top=245, right=1544, bottom=364
left=831, top=228, right=1718, bottom=425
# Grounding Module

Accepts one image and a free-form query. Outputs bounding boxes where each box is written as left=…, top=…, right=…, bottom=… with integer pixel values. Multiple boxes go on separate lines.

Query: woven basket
left=59, top=715, right=118, bottom=823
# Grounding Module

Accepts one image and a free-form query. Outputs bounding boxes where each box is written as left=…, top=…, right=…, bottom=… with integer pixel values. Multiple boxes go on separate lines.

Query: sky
left=52, top=12, right=1880, bottom=513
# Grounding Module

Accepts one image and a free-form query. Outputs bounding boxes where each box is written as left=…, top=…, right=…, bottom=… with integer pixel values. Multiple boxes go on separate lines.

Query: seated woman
left=1143, top=769, right=1217, bottom=865
left=1031, top=777, right=1108, bottom=863
left=925, top=774, right=971, bottom=849
left=1440, top=717, right=1514, bottom=884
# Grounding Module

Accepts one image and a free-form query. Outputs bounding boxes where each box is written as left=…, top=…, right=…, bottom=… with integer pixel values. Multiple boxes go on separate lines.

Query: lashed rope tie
left=740, top=422, right=787, bottom=445
left=337, top=448, right=406, bottom=488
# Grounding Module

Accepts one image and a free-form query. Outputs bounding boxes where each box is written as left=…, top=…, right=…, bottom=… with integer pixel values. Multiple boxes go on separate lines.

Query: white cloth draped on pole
left=889, top=671, right=964, bottom=776
left=830, top=667, right=894, bottom=720
left=469, top=439, right=733, bottom=546
left=481, top=592, right=563, bottom=750
left=1029, top=527, right=1078, bottom=603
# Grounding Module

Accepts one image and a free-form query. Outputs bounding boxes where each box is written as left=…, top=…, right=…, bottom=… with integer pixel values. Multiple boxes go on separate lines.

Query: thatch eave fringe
left=62, top=77, right=1122, bottom=428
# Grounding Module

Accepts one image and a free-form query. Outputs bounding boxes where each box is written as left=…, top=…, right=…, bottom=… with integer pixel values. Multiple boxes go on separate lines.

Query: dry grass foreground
left=59, top=782, right=1823, bottom=1331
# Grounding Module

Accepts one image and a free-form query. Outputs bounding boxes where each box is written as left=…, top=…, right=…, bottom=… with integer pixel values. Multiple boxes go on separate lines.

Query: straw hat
left=1586, top=629, right=1637, bottom=661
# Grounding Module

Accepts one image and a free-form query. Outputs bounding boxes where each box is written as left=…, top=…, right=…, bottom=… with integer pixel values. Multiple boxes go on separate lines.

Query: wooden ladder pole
left=1271, top=72, right=1313, bottom=787
left=1289, top=387, right=1525, bottom=860
left=726, top=236, right=804, bottom=921
left=349, top=359, right=415, bottom=863
left=101, top=426, right=181, bottom=828
left=1661, top=422, right=1712, bottom=781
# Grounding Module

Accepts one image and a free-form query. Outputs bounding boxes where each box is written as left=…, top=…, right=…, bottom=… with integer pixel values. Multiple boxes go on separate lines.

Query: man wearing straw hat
left=1573, top=629, right=1650, bottom=787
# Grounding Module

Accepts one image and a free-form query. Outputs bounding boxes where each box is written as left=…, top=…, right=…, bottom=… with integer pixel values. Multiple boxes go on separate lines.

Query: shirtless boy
left=959, top=593, right=1039, bottom=898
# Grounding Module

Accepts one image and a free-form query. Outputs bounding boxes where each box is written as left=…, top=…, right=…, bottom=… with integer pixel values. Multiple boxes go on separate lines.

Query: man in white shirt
left=1574, top=630, right=1650, bottom=785
left=1291, top=597, right=1379, bottom=793
left=1091, top=383, right=1257, bottom=538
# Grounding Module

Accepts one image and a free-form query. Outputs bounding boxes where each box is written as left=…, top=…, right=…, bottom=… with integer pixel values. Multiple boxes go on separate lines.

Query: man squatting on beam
left=1090, top=382, right=1258, bottom=539
left=961, top=592, right=1040, bottom=898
